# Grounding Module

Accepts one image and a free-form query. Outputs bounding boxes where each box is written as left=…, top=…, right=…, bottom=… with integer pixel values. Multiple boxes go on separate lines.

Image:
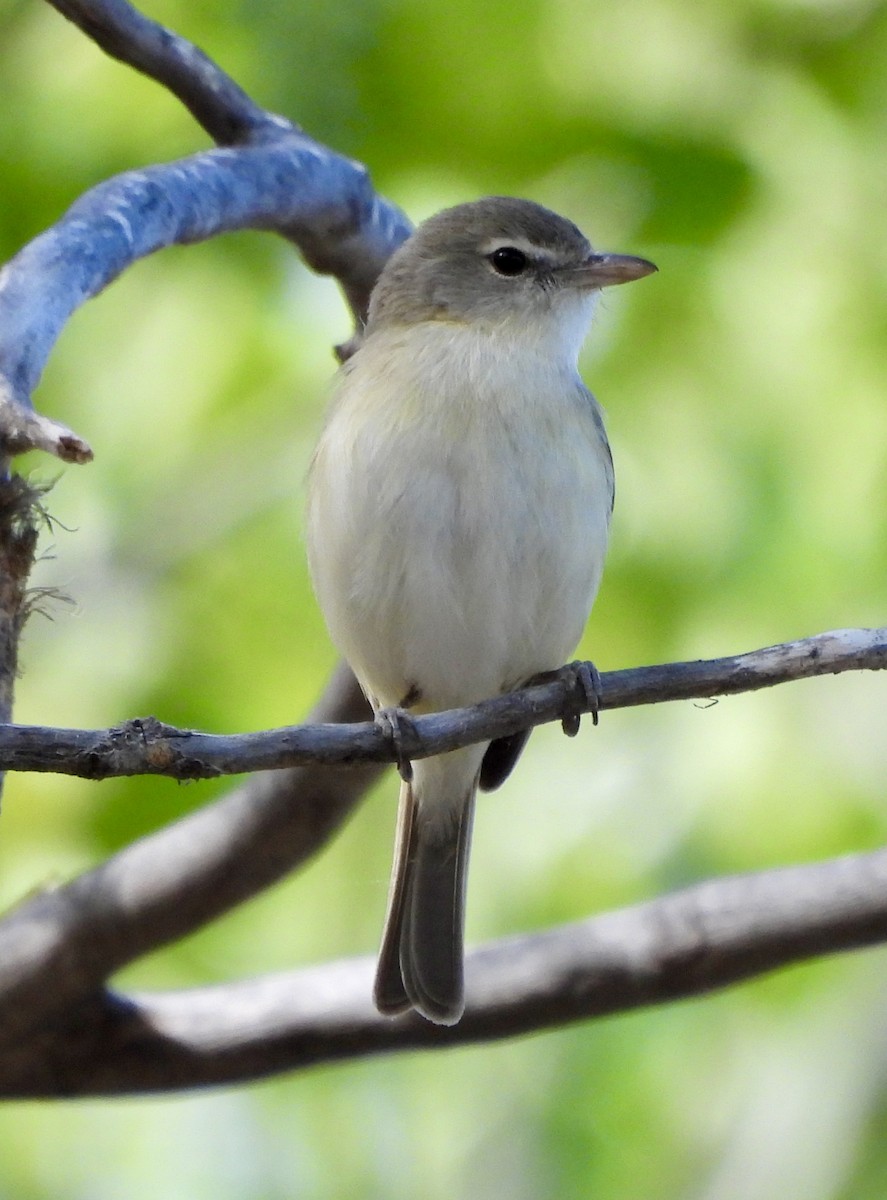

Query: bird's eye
left=488, top=247, right=529, bottom=277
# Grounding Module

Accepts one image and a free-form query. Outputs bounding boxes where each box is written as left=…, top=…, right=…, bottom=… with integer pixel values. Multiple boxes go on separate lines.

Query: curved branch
left=1, top=0, right=411, bottom=463
left=0, top=141, right=405, bottom=399
left=4, top=845, right=887, bottom=1096
left=0, top=626, right=883, bottom=779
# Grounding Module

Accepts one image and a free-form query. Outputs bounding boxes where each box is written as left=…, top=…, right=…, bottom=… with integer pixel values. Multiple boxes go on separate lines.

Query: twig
left=0, top=626, right=883, bottom=779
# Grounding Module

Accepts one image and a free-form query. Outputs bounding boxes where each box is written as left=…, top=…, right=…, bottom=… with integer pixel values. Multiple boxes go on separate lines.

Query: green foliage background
left=1, top=0, right=887, bottom=1195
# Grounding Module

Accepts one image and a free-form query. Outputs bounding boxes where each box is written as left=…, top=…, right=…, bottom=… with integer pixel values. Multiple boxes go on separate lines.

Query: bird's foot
left=556, top=659, right=602, bottom=736
left=375, top=706, right=418, bottom=783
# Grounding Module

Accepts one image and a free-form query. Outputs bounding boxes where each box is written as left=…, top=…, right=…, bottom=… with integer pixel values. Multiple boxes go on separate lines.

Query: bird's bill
left=562, top=253, right=657, bottom=290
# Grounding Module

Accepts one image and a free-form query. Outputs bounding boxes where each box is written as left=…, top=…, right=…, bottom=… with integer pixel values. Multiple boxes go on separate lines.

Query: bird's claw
left=558, top=660, right=602, bottom=736
left=375, top=706, right=416, bottom=783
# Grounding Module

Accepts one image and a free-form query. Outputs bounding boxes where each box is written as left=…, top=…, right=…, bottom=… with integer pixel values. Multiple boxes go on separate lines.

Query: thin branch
left=0, top=626, right=883, bottom=779
left=3, top=845, right=887, bottom=1097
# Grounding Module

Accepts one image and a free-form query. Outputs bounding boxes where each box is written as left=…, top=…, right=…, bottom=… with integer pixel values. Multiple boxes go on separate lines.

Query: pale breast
left=306, top=323, right=613, bottom=712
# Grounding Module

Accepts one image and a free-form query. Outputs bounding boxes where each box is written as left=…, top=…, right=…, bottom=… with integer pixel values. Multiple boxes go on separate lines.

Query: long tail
left=374, top=749, right=482, bottom=1025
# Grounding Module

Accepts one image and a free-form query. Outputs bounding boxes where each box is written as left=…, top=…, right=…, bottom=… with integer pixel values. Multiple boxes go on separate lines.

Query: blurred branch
left=0, top=626, right=883, bottom=779
left=0, top=0, right=411, bottom=466
left=0, top=624, right=880, bottom=1071
left=4, top=843, right=887, bottom=1096
left=0, top=660, right=379, bottom=1051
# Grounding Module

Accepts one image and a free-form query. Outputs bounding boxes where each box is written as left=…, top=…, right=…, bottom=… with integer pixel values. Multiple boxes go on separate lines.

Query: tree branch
left=0, top=626, right=883, bottom=779
left=0, top=661, right=378, bottom=1051
left=0, top=0, right=411, bottom=465
left=0, top=625, right=880, bottom=1062
left=3, top=844, right=887, bottom=1097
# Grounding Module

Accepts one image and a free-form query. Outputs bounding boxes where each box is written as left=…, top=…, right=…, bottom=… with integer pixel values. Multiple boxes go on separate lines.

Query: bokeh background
left=1, top=0, right=887, bottom=1195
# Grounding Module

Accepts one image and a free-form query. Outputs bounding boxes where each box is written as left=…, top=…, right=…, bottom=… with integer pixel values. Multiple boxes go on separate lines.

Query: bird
left=306, top=196, right=655, bottom=1025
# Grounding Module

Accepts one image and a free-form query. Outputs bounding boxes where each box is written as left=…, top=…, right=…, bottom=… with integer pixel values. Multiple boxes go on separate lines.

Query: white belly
left=307, top=323, right=613, bottom=713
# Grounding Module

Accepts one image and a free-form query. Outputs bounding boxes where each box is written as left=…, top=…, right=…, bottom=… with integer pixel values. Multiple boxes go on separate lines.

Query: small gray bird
left=307, top=197, right=655, bottom=1024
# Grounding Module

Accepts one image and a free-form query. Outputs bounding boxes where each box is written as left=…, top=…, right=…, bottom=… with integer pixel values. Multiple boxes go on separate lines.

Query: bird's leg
left=375, top=706, right=419, bottom=783
left=555, top=659, right=602, bottom=736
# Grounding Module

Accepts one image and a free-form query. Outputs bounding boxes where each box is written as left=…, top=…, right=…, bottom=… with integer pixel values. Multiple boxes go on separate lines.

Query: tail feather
left=400, top=785, right=475, bottom=1024
left=374, top=754, right=480, bottom=1026
left=373, top=779, right=416, bottom=1017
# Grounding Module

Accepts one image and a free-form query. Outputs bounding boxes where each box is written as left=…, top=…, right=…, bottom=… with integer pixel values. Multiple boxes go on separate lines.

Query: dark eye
left=488, top=246, right=528, bottom=277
